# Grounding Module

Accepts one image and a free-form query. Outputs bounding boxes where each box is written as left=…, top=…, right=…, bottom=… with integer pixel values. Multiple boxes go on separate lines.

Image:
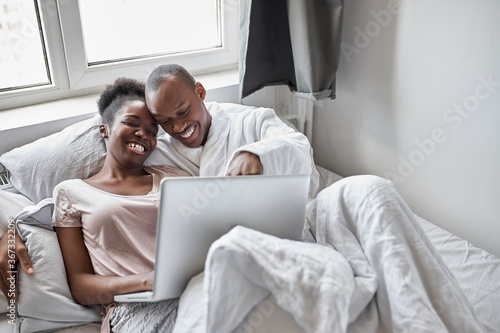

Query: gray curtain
left=239, top=0, right=344, bottom=101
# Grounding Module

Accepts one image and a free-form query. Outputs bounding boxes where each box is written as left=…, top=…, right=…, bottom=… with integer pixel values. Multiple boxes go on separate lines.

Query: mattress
left=417, top=215, right=500, bottom=332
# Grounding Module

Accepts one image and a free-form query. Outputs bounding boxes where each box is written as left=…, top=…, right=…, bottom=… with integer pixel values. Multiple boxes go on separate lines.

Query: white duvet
left=174, top=175, right=487, bottom=333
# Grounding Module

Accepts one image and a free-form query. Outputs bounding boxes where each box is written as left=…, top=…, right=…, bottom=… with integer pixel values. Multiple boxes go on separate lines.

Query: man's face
left=146, top=78, right=212, bottom=148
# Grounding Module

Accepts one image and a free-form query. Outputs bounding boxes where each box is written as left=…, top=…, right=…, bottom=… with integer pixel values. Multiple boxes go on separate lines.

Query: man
left=143, top=63, right=320, bottom=199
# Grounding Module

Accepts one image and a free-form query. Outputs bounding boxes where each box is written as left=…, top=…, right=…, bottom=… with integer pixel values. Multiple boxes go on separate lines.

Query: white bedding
left=173, top=175, right=492, bottom=333
left=418, top=216, right=500, bottom=333
left=1, top=169, right=499, bottom=332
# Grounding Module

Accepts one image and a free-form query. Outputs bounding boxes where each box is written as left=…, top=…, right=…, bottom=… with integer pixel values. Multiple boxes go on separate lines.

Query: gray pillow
left=0, top=114, right=106, bottom=203
left=16, top=201, right=101, bottom=332
left=0, top=190, right=33, bottom=315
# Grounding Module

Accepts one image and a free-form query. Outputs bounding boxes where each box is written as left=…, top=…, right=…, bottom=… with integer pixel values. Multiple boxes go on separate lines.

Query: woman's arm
left=55, top=227, right=153, bottom=305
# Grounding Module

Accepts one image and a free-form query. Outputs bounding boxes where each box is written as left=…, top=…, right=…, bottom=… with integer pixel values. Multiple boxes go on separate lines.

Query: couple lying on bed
left=1, top=64, right=486, bottom=332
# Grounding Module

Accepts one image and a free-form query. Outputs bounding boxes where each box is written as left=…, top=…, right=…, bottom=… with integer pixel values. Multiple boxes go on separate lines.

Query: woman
left=53, top=78, right=189, bottom=332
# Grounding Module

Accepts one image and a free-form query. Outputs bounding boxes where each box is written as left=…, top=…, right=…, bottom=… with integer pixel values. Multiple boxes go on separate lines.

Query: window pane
left=0, top=0, right=50, bottom=91
left=79, top=0, right=221, bottom=65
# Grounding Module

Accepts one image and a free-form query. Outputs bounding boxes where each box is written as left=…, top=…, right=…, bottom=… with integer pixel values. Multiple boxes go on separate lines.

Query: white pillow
left=16, top=201, right=101, bottom=332
left=0, top=114, right=107, bottom=203
left=0, top=192, right=101, bottom=331
left=0, top=190, right=33, bottom=234
left=0, top=190, right=33, bottom=315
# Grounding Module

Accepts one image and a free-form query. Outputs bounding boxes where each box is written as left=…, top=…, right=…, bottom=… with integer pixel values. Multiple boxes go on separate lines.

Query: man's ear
left=195, top=82, right=206, bottom=101
left=99, top=124, right=108, bottom=138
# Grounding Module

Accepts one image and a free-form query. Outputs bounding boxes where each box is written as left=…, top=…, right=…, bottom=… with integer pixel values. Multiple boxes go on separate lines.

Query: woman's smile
left=127, top=142, right=146, bottom=153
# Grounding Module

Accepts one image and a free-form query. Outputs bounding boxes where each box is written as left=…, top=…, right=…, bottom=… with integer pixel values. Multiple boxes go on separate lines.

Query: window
left=0, top=0, right=238, bottom=109
left=80, top=1, right=220, bottom=65
left=0, top=0, right=51, bottom=91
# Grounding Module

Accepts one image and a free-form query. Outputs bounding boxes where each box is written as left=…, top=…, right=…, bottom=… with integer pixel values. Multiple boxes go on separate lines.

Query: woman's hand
left=0, top=227, right=34, bottom=302
left=143, top=271, right=154, bottom=291
left=88, top=271, right=155, bottom=305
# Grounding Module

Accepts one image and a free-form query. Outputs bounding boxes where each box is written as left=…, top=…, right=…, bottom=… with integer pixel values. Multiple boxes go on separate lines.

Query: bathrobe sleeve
left=226, top=107, right=313, bottom=178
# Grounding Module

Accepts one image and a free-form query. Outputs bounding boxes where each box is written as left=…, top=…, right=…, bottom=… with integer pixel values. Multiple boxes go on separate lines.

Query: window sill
left=0, top=69, right=239, bottom=154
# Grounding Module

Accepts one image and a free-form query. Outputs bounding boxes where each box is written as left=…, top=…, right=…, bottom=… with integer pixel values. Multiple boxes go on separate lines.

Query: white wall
left=312, top=0, right=500, bottom=257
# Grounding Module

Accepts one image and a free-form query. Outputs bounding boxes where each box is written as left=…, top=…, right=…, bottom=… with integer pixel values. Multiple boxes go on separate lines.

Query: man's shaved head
left=146, top=64, right=196, bottom=94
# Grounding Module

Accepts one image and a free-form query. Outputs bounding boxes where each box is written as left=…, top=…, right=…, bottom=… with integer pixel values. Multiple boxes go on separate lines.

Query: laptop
left=114, top=174, right=310, bottom=302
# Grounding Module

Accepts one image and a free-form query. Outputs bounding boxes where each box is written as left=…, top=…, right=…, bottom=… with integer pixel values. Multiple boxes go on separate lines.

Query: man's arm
left=226, top=106, right=320, bottom=198
left=226, top=151, right=263, bottom=176
left=228, top=107, right=315, bottom=171
left=0, top=227, right=34, bottom=302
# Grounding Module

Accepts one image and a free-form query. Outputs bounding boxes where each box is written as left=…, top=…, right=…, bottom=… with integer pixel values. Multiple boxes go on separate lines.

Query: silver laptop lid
left=152, top=174, right=310, bottom=300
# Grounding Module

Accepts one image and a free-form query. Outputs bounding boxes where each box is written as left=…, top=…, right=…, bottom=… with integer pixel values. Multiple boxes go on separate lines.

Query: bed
left=0, top=109, right=499, bottom=333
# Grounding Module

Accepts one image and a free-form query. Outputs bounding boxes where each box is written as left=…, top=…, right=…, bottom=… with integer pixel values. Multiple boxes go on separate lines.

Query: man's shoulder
left=208, top=101, right=277, bottom=119
left=207, top=101, right=253, bottom=115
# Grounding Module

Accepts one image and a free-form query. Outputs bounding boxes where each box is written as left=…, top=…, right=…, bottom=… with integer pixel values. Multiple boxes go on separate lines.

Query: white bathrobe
left=146, top=101, right=320, bottom=200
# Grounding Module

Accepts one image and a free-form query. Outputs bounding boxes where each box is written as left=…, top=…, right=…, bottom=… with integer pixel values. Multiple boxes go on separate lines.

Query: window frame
left=0, top=0, right=69, bottom=110
left=0, top=0, right=238, bottom=110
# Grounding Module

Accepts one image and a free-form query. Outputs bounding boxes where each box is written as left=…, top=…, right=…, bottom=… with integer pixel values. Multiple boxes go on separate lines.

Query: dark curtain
left=239, top=0, right=344, bottom=101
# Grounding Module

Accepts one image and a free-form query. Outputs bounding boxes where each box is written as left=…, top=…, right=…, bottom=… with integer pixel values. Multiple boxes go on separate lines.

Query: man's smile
left=180, top=124, right=195, bottom=139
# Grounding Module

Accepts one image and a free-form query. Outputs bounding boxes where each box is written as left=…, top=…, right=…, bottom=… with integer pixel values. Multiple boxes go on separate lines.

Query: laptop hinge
left=0, top=169, right=13, bottom=191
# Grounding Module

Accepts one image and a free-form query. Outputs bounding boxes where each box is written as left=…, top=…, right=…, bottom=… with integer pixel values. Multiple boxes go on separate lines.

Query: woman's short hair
left=97, top=77, right=146, bottom=125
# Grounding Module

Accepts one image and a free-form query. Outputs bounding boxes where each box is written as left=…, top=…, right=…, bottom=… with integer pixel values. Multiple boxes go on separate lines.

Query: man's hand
left=0, top=227, right=34, bottom=302
left=226, top=151, right=263, bottom=176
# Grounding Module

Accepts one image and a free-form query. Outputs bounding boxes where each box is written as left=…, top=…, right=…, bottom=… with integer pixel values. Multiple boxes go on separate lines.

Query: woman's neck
left=84, top=159, right=153, bottom=196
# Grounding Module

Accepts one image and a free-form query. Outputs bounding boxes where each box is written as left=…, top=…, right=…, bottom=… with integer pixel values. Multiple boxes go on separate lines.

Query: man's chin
left=184, top=143, right=202, bottom=148
left=182, top=132, right=208, bottom=148
left=180, top=138, right=203, bottom=148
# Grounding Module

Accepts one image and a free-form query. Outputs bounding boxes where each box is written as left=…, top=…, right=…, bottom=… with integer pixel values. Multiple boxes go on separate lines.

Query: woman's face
left=105, top=100, right=158, bottom=168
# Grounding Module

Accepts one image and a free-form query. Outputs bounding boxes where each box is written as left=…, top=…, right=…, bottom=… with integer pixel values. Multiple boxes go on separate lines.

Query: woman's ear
left=195, top=82, right=206, bottom=101
left=99, top=124, right=108, bottom=138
